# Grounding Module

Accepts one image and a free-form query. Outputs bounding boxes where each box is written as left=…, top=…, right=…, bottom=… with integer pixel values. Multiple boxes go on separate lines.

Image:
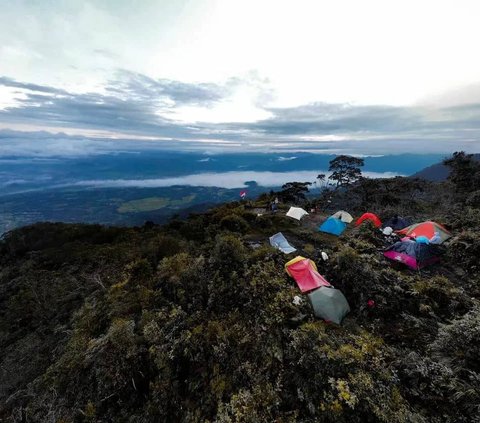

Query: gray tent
left=269, top=232, right=296, bottom=254
left=307, top=286, right=350, bottom=324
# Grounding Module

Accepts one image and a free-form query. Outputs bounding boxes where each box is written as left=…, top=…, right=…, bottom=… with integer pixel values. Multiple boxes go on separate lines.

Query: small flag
left=240, top=190, right=247, bottom=199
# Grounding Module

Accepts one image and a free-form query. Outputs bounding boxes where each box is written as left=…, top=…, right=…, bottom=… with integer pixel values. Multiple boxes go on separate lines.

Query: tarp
left=383, top=241, right=442, bottom=269
left=269, top=232, right=296, bottom=254
left=396, top=221, right=451, bottom=243
left=383, top=216, right=411, bottom=231
left=286, top=207, right=309, bottom=221
left=285, top=256, right=331, bottom=293
left=355, top=212, right=382, bottom=228
left=319, top=217, right=347, bottom=236
left=331, top=210, right=353, bottom=223
left=308, top=286, right=350, bottom=324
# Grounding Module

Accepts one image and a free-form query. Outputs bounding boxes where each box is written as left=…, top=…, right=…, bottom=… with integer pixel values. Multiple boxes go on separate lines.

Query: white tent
left=331, top=210, right=354, bottom=223
left=286, top=207, right=309, bottom=221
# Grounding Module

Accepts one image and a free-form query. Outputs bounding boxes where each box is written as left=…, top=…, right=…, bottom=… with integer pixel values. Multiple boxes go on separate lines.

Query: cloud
left=1, top=73, right=480, bottom=155
left=68, top=170, right=404, bottom=190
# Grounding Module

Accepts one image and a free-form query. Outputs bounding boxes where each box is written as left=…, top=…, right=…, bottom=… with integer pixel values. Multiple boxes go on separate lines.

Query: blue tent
left=319, top=217, right=347, bottom=236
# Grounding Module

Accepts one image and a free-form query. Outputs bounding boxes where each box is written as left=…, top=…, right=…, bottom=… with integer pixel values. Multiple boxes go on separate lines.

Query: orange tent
left=285, top=256, right=331, bottom=293
left=396, top=221, right=451, bottom=243
left=355, top=212, right=382, bottom=228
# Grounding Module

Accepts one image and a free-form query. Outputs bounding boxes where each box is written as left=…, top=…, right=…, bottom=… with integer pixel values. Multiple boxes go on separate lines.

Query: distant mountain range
left=412, top=154, right=480, bottom=181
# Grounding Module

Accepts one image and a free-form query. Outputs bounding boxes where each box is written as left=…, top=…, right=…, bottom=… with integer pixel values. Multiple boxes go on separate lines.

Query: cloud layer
left=1, top=72, right=480, bottom=156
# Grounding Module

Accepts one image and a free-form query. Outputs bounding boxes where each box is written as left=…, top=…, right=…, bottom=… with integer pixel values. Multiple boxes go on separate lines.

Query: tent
left=331, top=210, right=353, bottom=223
left=285, top=256, right=331, bottom=293
left=355, top=212, right=382, bottom=228
left=286, top=207, right=309, bottom=221
left=318, top=217, right=347, bottom=236
left=383, top=241, right=442, bottom=269
left=396, top=221, right=451, bottom=243
left=269, top=232, right=296, bottom=254
left=308, top=286, right=350, bottom=324
left=382, top=216, right=411, bottom=231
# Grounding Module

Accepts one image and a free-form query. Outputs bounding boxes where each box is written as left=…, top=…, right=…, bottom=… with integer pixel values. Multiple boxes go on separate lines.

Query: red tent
left=355, top=212, right=382, bottom=228
left=285, top=256, right=331, bottom=293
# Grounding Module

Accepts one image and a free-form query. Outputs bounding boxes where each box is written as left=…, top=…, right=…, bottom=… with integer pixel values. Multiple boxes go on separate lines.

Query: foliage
left=1, top=160, right=480, bottom=422
left=328, top=155, right=365, bottom=188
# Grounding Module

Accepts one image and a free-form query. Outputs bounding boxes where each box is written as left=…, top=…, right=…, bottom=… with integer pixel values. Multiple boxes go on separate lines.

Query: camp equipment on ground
left=307, top=286, right=350, bottom=324
left=318, top=217, right=347, bottom=236
left=285, top=256, right=331, bottom=293
left=415, top=236, right=430, bottom=244
left=286, top=207, right=309, bottom=221
left=269, top=232, right=296, bottom=254
left=382, top=216, right=411, bottom=230
left=331, top=210, right=353, bottom=223
left=383, top=241, right=442, bottom=269
left=396, top=221, right=451, bottom=244
left=355, top=212, right=382, bottom=228
left=382, top=227, right=393, bottom=236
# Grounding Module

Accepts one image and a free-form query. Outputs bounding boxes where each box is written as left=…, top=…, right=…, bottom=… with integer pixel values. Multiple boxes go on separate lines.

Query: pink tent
left=285, top=256, right=331, bottom=293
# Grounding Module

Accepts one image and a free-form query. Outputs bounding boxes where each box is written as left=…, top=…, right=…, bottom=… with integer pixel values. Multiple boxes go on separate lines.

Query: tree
left=328, top=155, right=364, bottom=188
left=443, top=151, right=480, bottom=198
left=279, top=181, right=312, bottom=203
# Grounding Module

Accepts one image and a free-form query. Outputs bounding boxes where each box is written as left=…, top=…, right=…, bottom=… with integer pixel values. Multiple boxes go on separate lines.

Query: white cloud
left=70, top=170, right=403, bottom=190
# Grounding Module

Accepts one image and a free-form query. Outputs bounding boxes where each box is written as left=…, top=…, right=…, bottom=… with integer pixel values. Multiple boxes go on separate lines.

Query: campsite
left=1, top=152, right=480, bottom=422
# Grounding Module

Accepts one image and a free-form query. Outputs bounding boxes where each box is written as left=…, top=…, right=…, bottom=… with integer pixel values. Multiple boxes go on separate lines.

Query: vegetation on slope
left=0, top=153, right=480, bottom=422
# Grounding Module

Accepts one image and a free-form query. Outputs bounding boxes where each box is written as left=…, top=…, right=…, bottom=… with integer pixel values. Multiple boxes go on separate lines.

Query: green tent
left=307, top=287, right=350, bottom=324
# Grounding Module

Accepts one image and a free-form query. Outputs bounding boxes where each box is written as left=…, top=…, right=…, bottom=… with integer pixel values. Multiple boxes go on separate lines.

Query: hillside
left=412, top=153, right=480, bottom=181
left=1, top=171, right=480, bottom=422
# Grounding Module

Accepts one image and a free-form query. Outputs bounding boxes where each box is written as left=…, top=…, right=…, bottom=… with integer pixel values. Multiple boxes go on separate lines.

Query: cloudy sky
left=1, top=0, right=480, bottom=155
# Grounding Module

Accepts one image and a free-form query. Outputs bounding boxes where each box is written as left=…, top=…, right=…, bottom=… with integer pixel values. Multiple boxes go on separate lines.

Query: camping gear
left=269, top=232, right=296, bottom=254
left=396, top=221, right=451, bottom=243
left=286, top=207, right=309, bottom=221
left=318, top=217, right=347, bottom=236
left=415, top=236, right=430, bottom=244
left=383, top=241, right=442, bottom=269
left=307, top=286, right=350, bottom=324
left=321, top=251, right=329, bottom=261
left=331, top=210, right=354, bottom=223
left=382, top=216, right=411, bottom=231
left=285, top=256, right=331, bottom=293
left=355, top=212, right=382, bottom=228
left=382, top=227, right=393, bottom=236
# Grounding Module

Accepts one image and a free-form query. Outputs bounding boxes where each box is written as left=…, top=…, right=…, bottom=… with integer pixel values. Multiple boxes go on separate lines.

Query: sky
left=1, top=0, right=480, bottom=156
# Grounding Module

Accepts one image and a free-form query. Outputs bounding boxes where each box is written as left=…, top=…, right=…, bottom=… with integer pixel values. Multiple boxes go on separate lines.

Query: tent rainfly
left=396, top=221, right=451, bottom=244
left=308, top=286, right=350, bottom=324
left=285, top=256, right=331, bottom=293
left=286, top=207, right=309, bottom=221
left=331, top=210, right=354, bottom=223
left=269, top=232, right=296, bottom=254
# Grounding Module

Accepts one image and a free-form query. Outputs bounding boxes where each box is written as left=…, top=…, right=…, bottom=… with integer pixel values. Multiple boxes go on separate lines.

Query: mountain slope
left=412, top=153, right=480, bottom=181
left=1, top=179, right=480, bottom=422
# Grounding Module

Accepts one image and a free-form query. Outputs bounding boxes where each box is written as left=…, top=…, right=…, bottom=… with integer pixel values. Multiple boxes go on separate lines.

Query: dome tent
left=355, top=212, right=382, bottom=228
left=396, top=221, right=451, bottom=244
left=286, top=207, right=309, bottom=221
left=331, top=210, right=353, bottom=223
left=285, top=256, right=331, bottom=293
left=307, top=287, right=350, bottom=324
left=318, top=217, right=347, bottom=236
left=383, top=241, right=442, bottom=270
left=383, top=216, right=411, bottom=231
